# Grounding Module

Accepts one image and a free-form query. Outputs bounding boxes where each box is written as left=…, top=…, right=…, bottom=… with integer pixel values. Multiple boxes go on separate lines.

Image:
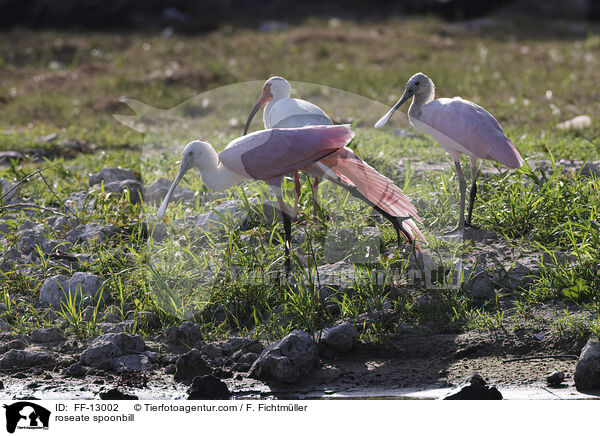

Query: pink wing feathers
left=219, top=125, right=355, bottom=180
left=420, top=98, right=524, bottom=169
left=314, top=148, right=426, bottom=244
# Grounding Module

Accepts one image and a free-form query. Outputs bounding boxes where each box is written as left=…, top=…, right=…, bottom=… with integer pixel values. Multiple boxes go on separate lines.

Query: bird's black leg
left=343, top=185, right=414, bottom=248
left=373, top=205, right=413, bottom=248
left=444, top=160, right=466, bottom=236
left=281, top=210, right=292, bottom=272
left=466, top=160, right=479, bottom=229
left=466, top=178, right=477, bottom=228
left=272, top=187, right=293, bottom=274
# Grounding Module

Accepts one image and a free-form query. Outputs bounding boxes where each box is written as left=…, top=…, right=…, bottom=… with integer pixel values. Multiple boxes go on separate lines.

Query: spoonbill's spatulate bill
left=244, top=76, right=424, bottom=249
left=157, top=125, right=425, bottom=270
left=375, top=72, right=524, bottom=233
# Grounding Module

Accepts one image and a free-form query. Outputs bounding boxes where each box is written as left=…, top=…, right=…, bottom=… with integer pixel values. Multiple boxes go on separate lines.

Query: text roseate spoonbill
left=375, top=72, right=524, bottom=234
left=157, top=125, right=425, bottom=270
left=244, top=76, right=425, bottom=249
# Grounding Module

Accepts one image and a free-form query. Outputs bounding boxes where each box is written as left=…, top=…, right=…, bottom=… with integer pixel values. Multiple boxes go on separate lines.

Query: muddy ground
left=0, top=312, right=597, bottom=401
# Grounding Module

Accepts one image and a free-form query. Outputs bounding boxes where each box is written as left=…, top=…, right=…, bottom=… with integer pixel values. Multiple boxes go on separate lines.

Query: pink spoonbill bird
left=243, top=76, right=332, bottom=218
left=375, top=72, right=524, bottom=234
left=157, top=125, right=425, bottom=270
left=244, top=76, right=424, bottom=249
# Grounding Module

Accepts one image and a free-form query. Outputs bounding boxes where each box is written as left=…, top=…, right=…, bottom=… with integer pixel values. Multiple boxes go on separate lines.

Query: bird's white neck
left=263, top=95, right=287, bottom=128
left=408, top=87, right=435, bottom=121
left=198, top=148, right=245, bottom=191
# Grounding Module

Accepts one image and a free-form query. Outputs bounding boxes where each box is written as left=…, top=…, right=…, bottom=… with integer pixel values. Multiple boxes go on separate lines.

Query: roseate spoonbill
left=157, top=125, right=424, bottom=270
left=375, top=72, right=524, bottom=234
left=244, top=76, right=424, bottom=249
left=243, top=76, right=332, bottom=218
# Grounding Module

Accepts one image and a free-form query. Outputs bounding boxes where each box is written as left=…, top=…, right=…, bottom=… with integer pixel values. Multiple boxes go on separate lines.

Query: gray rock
left=37, top=132, right=58, bottom=143
left=102, top=307, right=121, bottom=323
left=174, top=348, right=212, bottom=383
left=47, top=215, right=78, bottom=233
left=99, top=387, right=138, bottom=400
left=188, top=375, right=230, bottom=400
left=575, top=339, right=600, bottom=391
left=0, top=151, right=24, bottom=165
left=200, top=343, right=224, bottom=362
left=320, top=322, right=358, bottom=353
left=165, top=321, right=203, bottom=347
left=144, top=219, right=167, bottom=242
left=99, top=321, right=135, bottom=333
left=502, top=261, right=536, bottom=290
left=397, top=321, right=416, bottom=334
left=111, top=354, right=152, bottom=373
left=0, top=318, right=10, bottom=331
left=63, top=362, right=86, bottom=378
left=31, top=327, right=63, bottom=343
left=65, top=223, right=117, bottom=245
left=134, top=311, right=161, bottom=331
left=581, top=162, right=600, bottom=178
left=80, top=333, right=145, bottom=370
left=237, top=352, right=258, bottom=365
left=442, top=373, right=503, bottom=400
left=250, top=200, right=283, bottom=226
left=16, top=229, right=63, bottom=256
left=546, top=370, right=565, bottom=387
left=64, top=191, right=95, bottom=212
left=0, top=349, right=54, bottom=370
left=144, top=351, right=159, bottom=363
left=316, top=261, right=355, bottom=293
left=39, top=272, right=107, bottom=310
left=103, top=179, right=143, bottom=204
left=249, top=330, right=317, bottom=383
left=353, top=309, right=397, bottom=331
left=0, top=178, right=20, bottom=201
left=217, top=337, right=256, bottom=355
left=17, top=220, right=39, bottom=232
left=193, top=200, right=250, bottom=229
left=231, top=362, right=251, bottom=372
left=82, top=306, right=99, bottom=322
left=0, top=223, right=10, bottom=237
left=462, top=227, right=498, bottom=242
left=144, top=177, right=193, bottom=205
left=89, top=168, right=138, bottom=186
left=542, top=251, right=575, bottom=267
left=42, top=309, right=59, bottom=321
left=462, top=267, right=496, bottom=302
left=0, top=339, right=26, bottom=354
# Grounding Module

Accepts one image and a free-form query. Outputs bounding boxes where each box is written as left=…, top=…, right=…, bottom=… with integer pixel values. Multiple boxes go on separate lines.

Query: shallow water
left=2, top=378, right=598, bottom=401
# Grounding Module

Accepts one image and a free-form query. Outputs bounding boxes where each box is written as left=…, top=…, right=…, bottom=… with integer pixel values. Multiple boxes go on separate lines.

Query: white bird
left=375, top=72, right=524, bottom=234
left=243, top=76, right=332, bottom=218
left=244, top=76, right=425, bottom=248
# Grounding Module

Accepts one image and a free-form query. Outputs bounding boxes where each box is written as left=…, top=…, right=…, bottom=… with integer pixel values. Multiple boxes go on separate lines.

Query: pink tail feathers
left=318, top=149, right=426, bottom=245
